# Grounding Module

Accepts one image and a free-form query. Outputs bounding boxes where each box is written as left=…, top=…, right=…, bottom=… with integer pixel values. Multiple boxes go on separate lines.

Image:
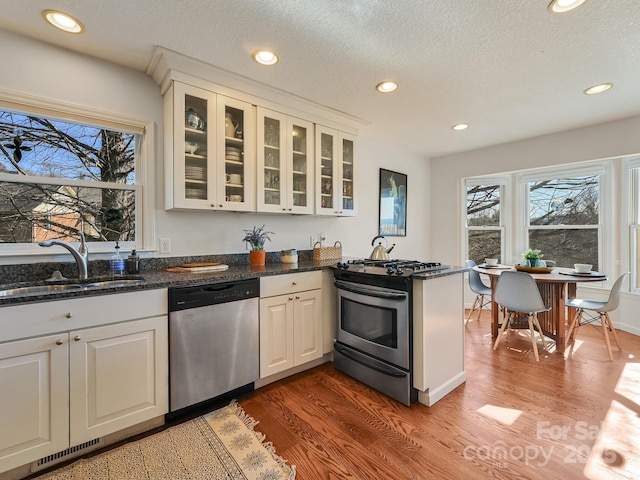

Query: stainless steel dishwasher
left=168, top=278, right=259, bottom=413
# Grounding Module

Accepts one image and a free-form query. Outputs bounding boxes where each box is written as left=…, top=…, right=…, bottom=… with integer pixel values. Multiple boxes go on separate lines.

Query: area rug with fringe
left=35, top=401, right=296, bottom=480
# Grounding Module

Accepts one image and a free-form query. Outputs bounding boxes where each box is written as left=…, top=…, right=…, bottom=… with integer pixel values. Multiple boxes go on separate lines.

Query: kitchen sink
left=0, top=277, right=146, bottom=299
left=0, top=284, right=84, bottom=297
left=82, top=278, right=145, bottom=289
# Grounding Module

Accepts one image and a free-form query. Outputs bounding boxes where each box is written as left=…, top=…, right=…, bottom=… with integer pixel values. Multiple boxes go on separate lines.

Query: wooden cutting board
left=166, top=263, right=229, bottom=273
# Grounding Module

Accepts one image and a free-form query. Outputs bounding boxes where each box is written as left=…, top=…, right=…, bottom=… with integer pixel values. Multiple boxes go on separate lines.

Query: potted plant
left=242, top=225, right=274, bottom=266
left=522, top=248, right=543, bottom=267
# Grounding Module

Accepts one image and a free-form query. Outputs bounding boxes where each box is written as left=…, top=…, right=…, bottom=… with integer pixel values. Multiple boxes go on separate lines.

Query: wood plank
left=241, top=309, right=640, bottom=479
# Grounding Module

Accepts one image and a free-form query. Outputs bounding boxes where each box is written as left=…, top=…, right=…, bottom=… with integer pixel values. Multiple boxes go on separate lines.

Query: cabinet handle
left=288, top=208, right=292, bottom=211
left=288, top=297, right=293, bottom=301
left=219, top=204, right=223, bottom=207
left=65, top=312, right=73, bottom=318
left=282, top=208, right=286, bottom=211
left=211, top=204, right=215, bottom=208
left=295, top=296, right=300, bottom=300
left=55, top=339, right=63, bottom=346
left=74, top=335, right=81, bottom=342
left=292, top=282, right=297, bottom=286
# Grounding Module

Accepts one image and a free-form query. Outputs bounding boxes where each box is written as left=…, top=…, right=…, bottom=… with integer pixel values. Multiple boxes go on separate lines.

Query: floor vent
left=31, top=438, right=101, bottom=472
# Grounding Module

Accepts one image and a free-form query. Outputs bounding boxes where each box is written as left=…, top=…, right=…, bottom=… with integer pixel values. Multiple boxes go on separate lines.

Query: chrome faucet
left=39, top=232, right=89, bottom=280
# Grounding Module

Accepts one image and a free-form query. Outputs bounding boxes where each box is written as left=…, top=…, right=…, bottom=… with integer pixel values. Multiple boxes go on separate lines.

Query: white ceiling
left=1, top=0, right=639, bottom=158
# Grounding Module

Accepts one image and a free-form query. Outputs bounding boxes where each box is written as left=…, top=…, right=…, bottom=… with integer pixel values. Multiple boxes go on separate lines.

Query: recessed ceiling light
left=252, top=50, right=279, bottom=66
left=452, top=123, right=469, bottom=131
left=583, top=83, right=613, bottom=95
left=376, top=81, right=398, bottom=93
left=547, top=0, right=587, bottom=13
left=42, top=10, right=84, bottom=34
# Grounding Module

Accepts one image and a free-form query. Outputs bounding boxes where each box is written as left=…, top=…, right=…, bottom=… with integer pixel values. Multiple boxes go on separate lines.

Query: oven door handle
left=334, top=343, right=407, bottom=378
left=334, top=280, right=408, bottom=300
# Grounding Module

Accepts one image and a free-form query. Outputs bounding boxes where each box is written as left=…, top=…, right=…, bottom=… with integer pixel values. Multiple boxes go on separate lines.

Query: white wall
left=0, top=29, right=430, bottom=261
left=430, top=116, right=640, bottom=334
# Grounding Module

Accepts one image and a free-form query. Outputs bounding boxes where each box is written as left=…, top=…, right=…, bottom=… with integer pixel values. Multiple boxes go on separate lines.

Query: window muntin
left=527, top=175, right=600, bottom=270
left=0, top=110, right=137, bottom=245
left=466, top=183, right=503, bottom=264
left=630, top=165, right=640, bottom=292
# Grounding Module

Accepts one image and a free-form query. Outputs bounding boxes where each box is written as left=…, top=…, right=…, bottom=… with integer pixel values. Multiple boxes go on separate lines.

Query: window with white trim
left=0, top=108, right=141, bottom=247
left=521, top=167, right=602, bottom=270
left=465, top=179, right=505, bottom=265
left=628, top=158, right=640, bottom=292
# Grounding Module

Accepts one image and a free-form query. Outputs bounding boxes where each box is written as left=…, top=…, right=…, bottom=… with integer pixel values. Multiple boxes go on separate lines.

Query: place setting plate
left=479, top=264, right=512, bottom=269
left=559, top=270, right=606, bottom=278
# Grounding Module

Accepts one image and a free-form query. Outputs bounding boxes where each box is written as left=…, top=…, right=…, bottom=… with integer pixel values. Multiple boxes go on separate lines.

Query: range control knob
left=386, top=266, right=395, bottom=275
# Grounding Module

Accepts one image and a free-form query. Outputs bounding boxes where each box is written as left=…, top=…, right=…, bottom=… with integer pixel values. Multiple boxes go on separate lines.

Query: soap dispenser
left=110, top=241, right=125, bottom=276
left=126, top=249, right=140, bottom=274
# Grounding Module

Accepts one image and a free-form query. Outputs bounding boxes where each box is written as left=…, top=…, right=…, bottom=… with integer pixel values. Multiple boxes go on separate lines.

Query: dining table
left=472, top=264, right=607, bottom=354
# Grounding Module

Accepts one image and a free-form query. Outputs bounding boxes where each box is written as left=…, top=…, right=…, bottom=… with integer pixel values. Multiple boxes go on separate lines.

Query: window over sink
left=0, top=102, right=146, bottom=254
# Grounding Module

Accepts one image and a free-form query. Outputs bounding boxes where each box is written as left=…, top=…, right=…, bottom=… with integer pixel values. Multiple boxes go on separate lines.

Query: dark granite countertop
left=412, top=265, right=469, bottom=279
left=0, top=258, right=339, bottom=306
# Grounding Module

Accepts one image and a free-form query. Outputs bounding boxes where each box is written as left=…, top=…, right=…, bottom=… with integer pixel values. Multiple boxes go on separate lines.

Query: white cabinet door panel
left=0, top=335, right=69, bottom=473
left=259, top=296, right=294, bottom=377
left=293, top=290, right=322, bottom=365
left=69, top=316, right=168, bottom=445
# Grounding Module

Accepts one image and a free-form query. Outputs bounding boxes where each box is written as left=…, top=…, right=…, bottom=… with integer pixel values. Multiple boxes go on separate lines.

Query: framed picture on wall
left=379, top=168, right=407, bottom=236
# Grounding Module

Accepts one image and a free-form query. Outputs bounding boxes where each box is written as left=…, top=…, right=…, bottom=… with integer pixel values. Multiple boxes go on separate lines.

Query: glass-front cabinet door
left=340, top=133, right=356, bottom=216
left=257, top=108, right=313, bottom=214
left=315, top=125, right=357, bottom=216
left=166, top=83, right=255, bottom=211
left=167, top=82, right=217, bottom=210
left=216, top=95, right=255, bottom=212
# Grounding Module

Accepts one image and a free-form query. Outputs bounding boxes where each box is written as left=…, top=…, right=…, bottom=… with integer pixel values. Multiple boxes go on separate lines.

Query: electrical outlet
left=159, top=237, right=171, bottom=254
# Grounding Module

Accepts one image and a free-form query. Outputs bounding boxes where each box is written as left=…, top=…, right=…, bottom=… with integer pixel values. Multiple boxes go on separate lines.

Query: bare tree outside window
left=466, top=184, right=502, bottom=264
left=528, top=176, right=599, bottom=269
left=0, top=110, right=137, bottom=244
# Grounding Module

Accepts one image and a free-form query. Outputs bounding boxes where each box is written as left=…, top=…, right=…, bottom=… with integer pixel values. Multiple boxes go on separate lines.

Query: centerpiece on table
left=522, top=248, right=543, bottom=267
left=242, top=224, right=274, bottom=266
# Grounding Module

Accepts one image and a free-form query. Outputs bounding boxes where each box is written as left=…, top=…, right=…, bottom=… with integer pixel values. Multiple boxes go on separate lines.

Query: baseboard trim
left=418, top=371, right=467, bottom=407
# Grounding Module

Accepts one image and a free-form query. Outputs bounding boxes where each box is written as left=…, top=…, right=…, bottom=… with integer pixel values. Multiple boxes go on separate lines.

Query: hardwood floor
left=240, top=310, right=640, bottom=479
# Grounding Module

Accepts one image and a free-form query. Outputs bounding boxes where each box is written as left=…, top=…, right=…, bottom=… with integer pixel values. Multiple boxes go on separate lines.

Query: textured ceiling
left=1, top=0, right=639, bottom=158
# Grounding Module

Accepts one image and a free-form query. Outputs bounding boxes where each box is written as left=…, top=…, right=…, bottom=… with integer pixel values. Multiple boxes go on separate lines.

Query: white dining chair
left=465, top=260, right=492, bottom=325
left=566, top=272, right=629, bottom=361
left=492, top=271, right=551, bottom=361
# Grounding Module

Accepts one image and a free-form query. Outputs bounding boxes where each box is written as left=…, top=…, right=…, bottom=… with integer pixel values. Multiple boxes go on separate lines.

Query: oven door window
left=341, top=297, right=397, bottom=348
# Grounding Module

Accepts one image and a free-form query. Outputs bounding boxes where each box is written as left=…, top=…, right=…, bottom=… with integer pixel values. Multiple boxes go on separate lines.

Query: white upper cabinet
left=315, top=125, right=357, bottom=216
left=157, top=60, right=360, bottom=215
left=216, top=95, right=256, bottom=212
left=257, top=108, right=314, bottom=214
left=164, top=82, right=255, bottom=211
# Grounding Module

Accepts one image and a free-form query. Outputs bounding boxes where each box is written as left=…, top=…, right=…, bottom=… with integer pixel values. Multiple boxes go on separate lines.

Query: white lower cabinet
left=0, top=335, right=69, bottom=473
left=260, top=272, right=322, bottom=378
left=0, top=290, right=168, bottom=474
left=69, top=317, right=168, bottom=445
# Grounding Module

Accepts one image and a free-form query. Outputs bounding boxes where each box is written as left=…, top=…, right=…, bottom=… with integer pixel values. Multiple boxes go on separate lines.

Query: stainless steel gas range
left=332, top=259, right=452, bottom=405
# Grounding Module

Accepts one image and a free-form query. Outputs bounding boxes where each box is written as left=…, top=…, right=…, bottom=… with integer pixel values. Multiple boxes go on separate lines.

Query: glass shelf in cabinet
left=185, top=127, right=207, bottom=136
left=226, top=137, right=243, bottom=145
left=185, top=153, right=206, bottom=160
